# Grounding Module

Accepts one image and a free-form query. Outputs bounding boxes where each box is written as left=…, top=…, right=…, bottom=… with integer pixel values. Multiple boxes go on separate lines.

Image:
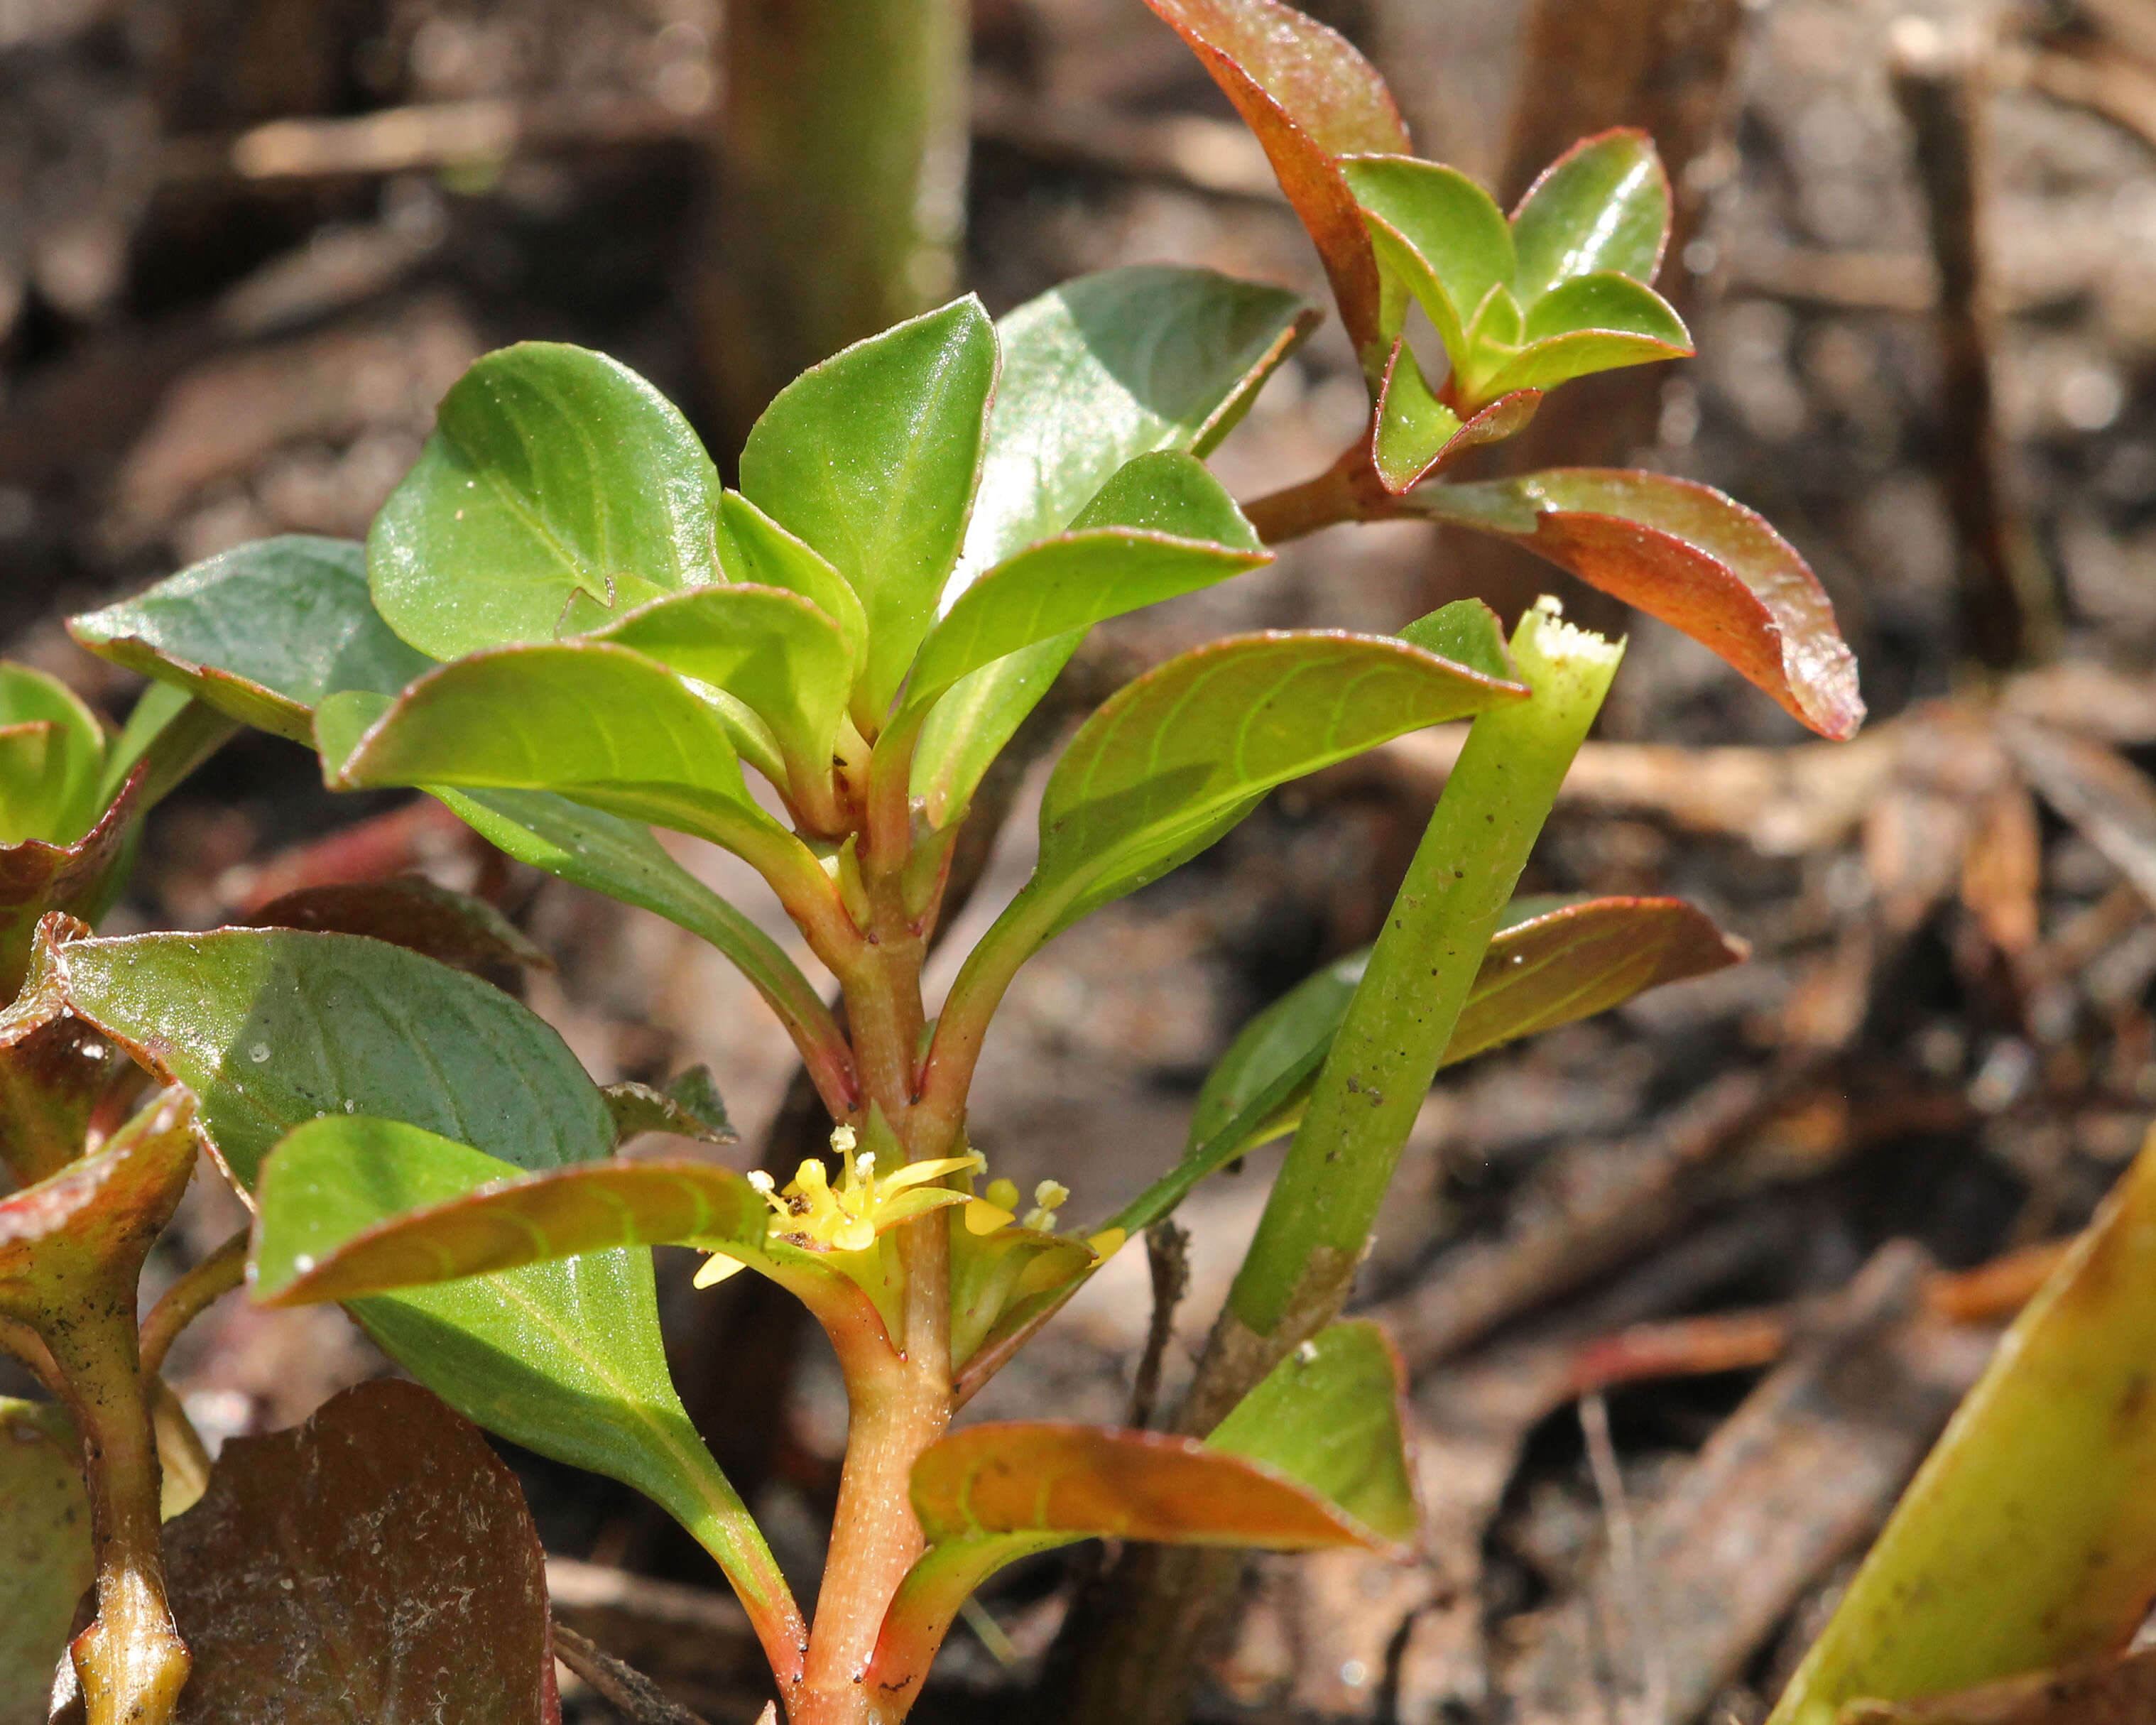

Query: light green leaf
left=1473, top=274, right=1692, bottom=398
left=67, top=537, right=434, bottom=746
left=1372, top=342, right=1465, bottom=494
left=717, top=491, right=868, bottom=682
left=1510, top=129, right=1672, bottom=301
left=740, top=298, right=999, bottom=722
left=369, top=343, right=724, bottom=660
left=1207, top=1319, right=1417, bottom=1542
left=1768, top=1131, right=2156, bottom=1725
left=0, top=665, right=106, bottom=847
left=1341, top=156, right=1514, bottom=361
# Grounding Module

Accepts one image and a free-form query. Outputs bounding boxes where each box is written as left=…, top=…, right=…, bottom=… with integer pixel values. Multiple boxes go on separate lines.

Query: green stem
left=1207, top=598, right=1623, bottom=1383
left=138, top=1228, right=247, bottom=1376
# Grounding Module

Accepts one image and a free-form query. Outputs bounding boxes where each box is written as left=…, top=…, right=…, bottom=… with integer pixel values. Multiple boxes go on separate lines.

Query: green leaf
left=605, top=1066, right=734, bottom=1148
left=245, top=878, right=552, bottom=976
left=1768, top=1131, right=2156, bottom=1725
left=0, top=1398, right=89, bottom=1725
left=1139, top=0, right=1408, bottom=362
left=1474, top=273, right=1692, bottom=398
left=584, top=584, right=854, bottom=798
left=1341, top=156, right=1515, bottom=360
left=740, top=298, right=998, bottom=722
left=319, top=643, right=788, bottom=857
left=1207, top=1319, right=1417, bottom=1542
left=1111, top=893, right=1743, bottom=1235
left=250, top=1119, right=768, bottom=1305
left=67, top=537, right=434, bottom=746
left=907, top=526, right=1268, bottom=717
left=162, top=1381, right=553, bottom=1724
left=1399, top=597, right=1516, bottom=681
left=0, top=665, right=105, bottom=848
left=964, top=268, right=1313, bottom=570
left=1410, top=469, right=1865, bottom=740
left=42, top=925, right=614, bottom=1187
left=1372, top=342, right=1464, bottom=494
left=369, top=343, right=723, bottom=661
left=1511, top=129, right=1672, bottom=302
left=717, top=491, right=867, bottom=681
left=990, top=631, right=1527, bottom=947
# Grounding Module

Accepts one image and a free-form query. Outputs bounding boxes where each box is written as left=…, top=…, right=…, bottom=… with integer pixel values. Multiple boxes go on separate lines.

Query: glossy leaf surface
left=67, top=537, right=432, bottom=746
left=740, top=298, right=998, bottom=720
left=1510, top=129, right=1672, bottom=300
left=0, top=1398, right=91, bottom=1725
left=369, top=342, right=723, bottom=660
left=587, top=583, right=854, bottom=793
left=1475, top=275, right=1692, bottom=398
left=716, top=491, right=868, bottom=677
left=1002, top=629, right=1527, bottom=942
left=1412, top=469, right=1864, bottom=740
left=246, top=878, right=552, bottom=976
left=251, top=1121, right=768, bottom=1305
left=1206, top=1319, right=1417, bottom=1542
left=1116, top=893, right=1743, bottom=1234
left=1768, top=1131, right=2156, bottom=1725
left=913, top=1421, right=1398, bottom=1552
left=1342, top=156, right=1513, bottom=359
left=163, top=1380, right=553, bottom=1724
left=0, top=665, right=104, bottom=848
left=1141, top=0, right=1408, bottom=360
left=0, top=922, right=129, bottom=1185
left=962, top=267, right=1314, bottom=571
left=320, top=643, right=785, bottom=855
left=1371, top=342, right=1463, bottom=492
left=41, top=925, right=613, bottom=1187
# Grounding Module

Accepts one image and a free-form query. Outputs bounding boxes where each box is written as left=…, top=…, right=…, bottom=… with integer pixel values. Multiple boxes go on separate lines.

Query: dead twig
left=1129, top=1221, right=1192, bottom=1432
left=552, top=1621, right=714, bottom=1725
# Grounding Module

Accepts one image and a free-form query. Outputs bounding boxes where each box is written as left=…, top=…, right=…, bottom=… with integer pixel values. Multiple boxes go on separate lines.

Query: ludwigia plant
left=1, top=1, right=1878, bottom=1720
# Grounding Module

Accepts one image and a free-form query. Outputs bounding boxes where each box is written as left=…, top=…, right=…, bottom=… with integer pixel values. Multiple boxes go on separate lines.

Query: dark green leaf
left=369, top=343, right=723, bottom=660
left=1510, top=129, right=1672, bottom=301
left=67, top=537, right=433, bottom=746
left=0, top=1398, right=89, bottom=1725
left=1411, top=469, right=1865, bottom=740
left=605, top=1066, right=735, bottom=1147
left=1767, top=1133, right=2156, bottom=1725
left=1207, top=1319, right=1417, bottom=1542
left=1341, top=156, right=1514, bottom=360
left=163, top=1381, right=552, bottom=1725
left=740, top=298, right=998, bottom=720
left=41, top=925, right=613, bottom=1186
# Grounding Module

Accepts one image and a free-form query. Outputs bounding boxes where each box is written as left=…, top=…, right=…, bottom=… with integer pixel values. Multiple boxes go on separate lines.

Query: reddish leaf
left=0, top=771, right=143, bottom=1000
left=1414, top=469, right=1864, bottom=740
left=0, top=1398, right=92, bottom=1725
left=913, top=1421, right=1395, bottom=1552
left=246, top=878, right=553, bottom=976
left=163, top=1378, right=558, bottom=1724
left=1142, top=0, right=1409, bottom=365
left=0, top=916, right=129, bottom=1187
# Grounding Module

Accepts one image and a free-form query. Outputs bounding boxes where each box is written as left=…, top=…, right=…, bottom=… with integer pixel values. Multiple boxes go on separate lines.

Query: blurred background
left=7, top=0, right=2156, bottom=1719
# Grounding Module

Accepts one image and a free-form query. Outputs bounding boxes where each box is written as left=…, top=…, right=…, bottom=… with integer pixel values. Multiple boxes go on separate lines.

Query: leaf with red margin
left=1141, top=0, right=1408, bottom=366
left=163, top=1378, right=559, bottom=1724
left=0, top=916, right=129, bottom=1187
left=0, top=778, right=141, bottom=1002
left=1411, top=469, right=1864, bottom=740
left=246, top=878, right=553, bottom=977
left=1371, top=339, right=1541, bottom=494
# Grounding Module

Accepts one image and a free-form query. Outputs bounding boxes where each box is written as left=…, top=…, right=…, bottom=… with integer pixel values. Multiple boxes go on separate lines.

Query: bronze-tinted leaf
left=1413, top=469, right=1864, bottom=740
left=0, top=916, right=128, bottom=1186
left=164, top=1378, right=557, bottom=1724
left=0, top=1398, right=91, bottom=1725
left=246, top=878, right=552, bottom=976
left=1142, top=0, right=1409, bottom=365
left=0, top=778, right=142, bottom=1000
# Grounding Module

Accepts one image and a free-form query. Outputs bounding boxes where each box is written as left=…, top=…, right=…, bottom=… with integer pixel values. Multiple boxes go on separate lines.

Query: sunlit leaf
left=1114, top=893, right=1743, bottom=1234
left=1207, top=1319, right=1417, bottom=1542
left=1411, top=469, right=1865, bottom=740
left=369, top=343, right=723, bottom=661
left=1141, top=0, right=1409, bottom=363
left=0, top=1398, right=90, bottom=1725
left=0, top=666, right=105, bottom=849
left=250, top=1120, right=769, bottom=1305
left=716, top=491, right=868, bottom=682
left=1510, top=128, right=1672, bottom=301
left=67, top=537, right=433, bottom=746
left=741, top=298, right=998, bottom=722
left=246, top=878, right=552, bottom=976
left=163, top=1380, right=553, bottom=1724
left=1768, top=1130, right=2156, bottom=1725
left=1473, top=273, right=1692, bottom=400
left=1341, top=156, right=1513, bottom=360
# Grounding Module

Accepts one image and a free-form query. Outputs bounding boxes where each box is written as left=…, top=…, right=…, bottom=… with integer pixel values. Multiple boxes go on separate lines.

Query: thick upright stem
left=44, top=1299, right=190, bottom=1725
